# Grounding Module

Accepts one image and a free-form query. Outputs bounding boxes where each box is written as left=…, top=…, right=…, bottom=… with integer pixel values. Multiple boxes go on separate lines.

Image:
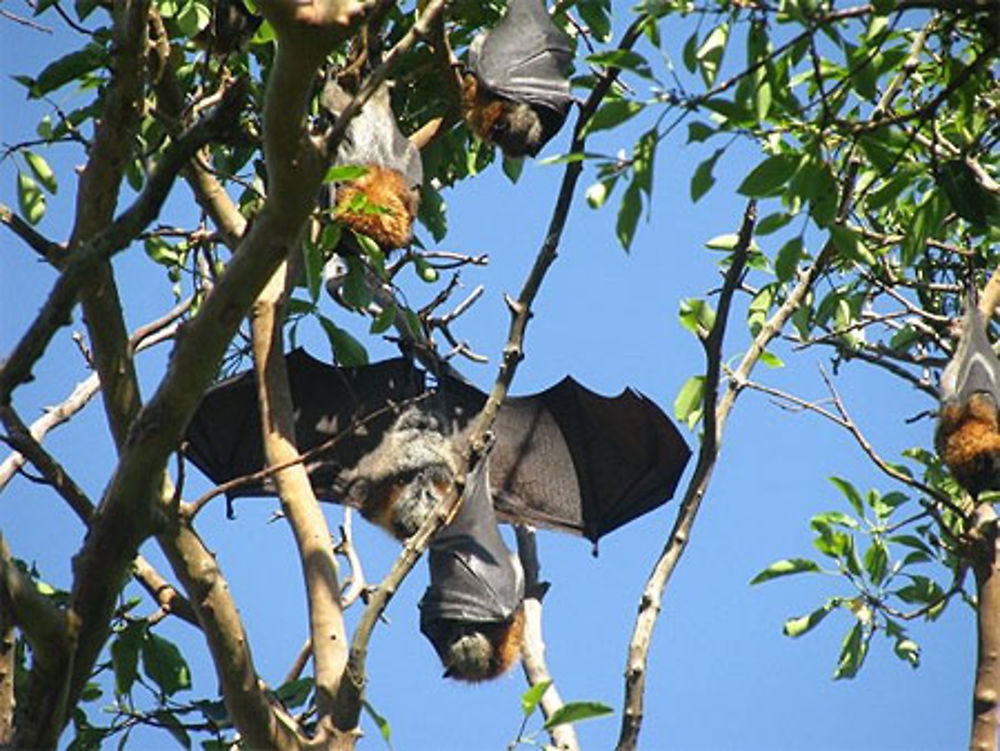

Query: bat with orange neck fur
left=936, top=298, right=1000, bottom=498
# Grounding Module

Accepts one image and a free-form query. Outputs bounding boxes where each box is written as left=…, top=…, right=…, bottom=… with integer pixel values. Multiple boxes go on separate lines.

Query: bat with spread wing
left=462, top=0, right=573, bottom=158
left=419, top=454, right=525, bottom=681
left=321, top=80, right=423, bottom=252
left=936, top=298, right=1000, bottom=498
left=184, top=349, right=691, bottom=543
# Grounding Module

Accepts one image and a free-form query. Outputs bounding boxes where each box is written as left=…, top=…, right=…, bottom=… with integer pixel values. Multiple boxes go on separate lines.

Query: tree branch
left=515, top=526, right=578, bottom=751
left=249, top=258, right=349, bottom=739
left=616, top=200, right=757, bottom=751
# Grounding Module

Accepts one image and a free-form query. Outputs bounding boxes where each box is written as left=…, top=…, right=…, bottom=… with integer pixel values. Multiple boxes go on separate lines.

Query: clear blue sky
left=1, top=5, right=970, bottom=749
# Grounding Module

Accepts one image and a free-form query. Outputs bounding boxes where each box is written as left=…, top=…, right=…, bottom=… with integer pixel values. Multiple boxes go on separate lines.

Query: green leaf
left=829, top=476, right=864, bottom=516
left=586, top=50, right=654, bottom=79
left=370, top=303, right=397, bottom=334
left=759, top=350, right=784, bottom=368
left=864, top=540, right=888, bottom=586
left=737, top=154, right=798, bottom=197
left=833, top=622, right=868, bottom=680
left=576, top=0, right=611, bottom=42
left=678, top=298, right=715, bottom=338
left=502, top=154, right=524, bottom=184
left=616, top=180, right=641, bottom=252
left=24, top=151, right=57, bottom=194
left=325, top=164, right=369, bottom=183
left=141, top=633, right=192, bottom=697
left=111, top=621, right=145, bottom=696
left=783, top=601, right=836, bottom=638
left=585, top=100, right=645, bottom=136
left=687, top=121, right=715, bottom=143
left=342, top=257, right=374, bottom=309
left=521, top=679, right=552, bottom=716
left=274, top=677, right=313, bottom=709
left=682, top=31, right=699, bottom=73
left=830, top=225, right=874, bottom=265
left=301, top=239, right=324, bottom=303
left=17, top=171, right=46, bottom=225
left=543, top=701, right=614, bottom=729
left=674, top=375, right=705, bottom=429
left=418, top=184, right=447, bottom=242
left=705, top=233, right=739, bottom=251
left=774, top=236, right=804, bottom=282
left=690, top=149, right=722, bottom=202
left=144, top=236, right=181, bottom=266
left=756, top=212, right=793, bottom=236
left=30, top=44, right=106, bottom=98
left=362, top=700, right=392, bottom=745
left=895, top=575, right=944, bottom=607
left=696, top=23, right=729, bottom=87
left=936, top=159, right=1000, bottom=228
left=319, top=317, right=368, bottom=367
left=177, top=0, right=212, bottom=37
left=751, top=558, right=822, bottom=585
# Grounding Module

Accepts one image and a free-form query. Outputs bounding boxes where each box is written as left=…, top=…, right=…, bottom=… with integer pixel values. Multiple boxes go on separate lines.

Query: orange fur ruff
left=335, top=165, right=414, bottom=250
left=938, top=395, right=1000, bottom=495
left=462, top=74, right=507, bottom=144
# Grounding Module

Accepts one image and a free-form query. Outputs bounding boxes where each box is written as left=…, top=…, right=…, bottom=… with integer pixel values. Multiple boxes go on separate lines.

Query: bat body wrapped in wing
left=419, top=455, right=525, bottom=681
left=936, top=299, right=1000, bottom=498
left=463, top=0, right=573, bottom=157
left=185, top=350, right=691, bottom=543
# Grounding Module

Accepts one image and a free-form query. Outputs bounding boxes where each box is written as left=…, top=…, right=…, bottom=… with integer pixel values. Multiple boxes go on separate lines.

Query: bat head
left=321, top=81, right=423, bottom=249
left=344, top=403, right=460, bottom=539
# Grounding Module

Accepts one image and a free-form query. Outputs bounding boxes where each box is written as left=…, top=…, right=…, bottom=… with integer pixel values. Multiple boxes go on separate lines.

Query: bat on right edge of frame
left=936, top=296, right=1000, bottom=499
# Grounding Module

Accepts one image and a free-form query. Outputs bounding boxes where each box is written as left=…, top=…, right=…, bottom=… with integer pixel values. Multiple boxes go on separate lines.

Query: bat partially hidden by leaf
left=184, top=349, right=691, bottom=543
left=936, top=297, right=1000, bottom=498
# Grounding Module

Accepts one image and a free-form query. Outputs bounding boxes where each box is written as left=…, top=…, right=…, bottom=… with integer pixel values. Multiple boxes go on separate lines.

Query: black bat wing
left=184, top=350, right=423, bottom=502
left=321, top=81, right=423, bottom=190
left=477, top=377, right=691, bottom=543
left=941, top=300, right=1000, bottom=406
left=470, top=0, right=573, bottom=117
left=419, top=457, right=522, bottom=626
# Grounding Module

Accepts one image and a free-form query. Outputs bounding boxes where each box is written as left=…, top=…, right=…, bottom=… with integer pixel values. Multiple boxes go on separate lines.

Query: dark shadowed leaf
left=141, top=633, right=191, bottom=697
left=737, top=154, right=797, bottom=197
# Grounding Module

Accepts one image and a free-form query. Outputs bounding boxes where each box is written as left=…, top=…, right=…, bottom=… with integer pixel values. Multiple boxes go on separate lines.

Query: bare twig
left=617, top=200, right=757, bottom=751
left=515, top=526, right=578, bottom=751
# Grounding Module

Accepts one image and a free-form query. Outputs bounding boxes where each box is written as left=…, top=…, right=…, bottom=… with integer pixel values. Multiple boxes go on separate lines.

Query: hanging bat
left=462, top=0, right=573, bottom=158
left=936, top=298, right=1000, bottom=498
left=419, top=455, right=525, bottom=681
left=195, top=0, right=261, bottom=56
left=321, top=81, right=423, bottom=251
left=184, top=349, right=691, bottom=544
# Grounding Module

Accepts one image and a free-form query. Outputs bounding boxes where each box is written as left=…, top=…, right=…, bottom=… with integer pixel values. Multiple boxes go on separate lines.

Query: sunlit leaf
left=751, top=558, right=822, bottom=585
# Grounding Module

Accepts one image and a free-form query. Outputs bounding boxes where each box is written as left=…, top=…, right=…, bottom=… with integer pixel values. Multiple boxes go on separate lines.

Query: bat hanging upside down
left=936, top=298, right=1000, bottom=499
left=462, top=0, right=574, bottom=158
left=419, top=455, right=526, bottom=681
left=321, top=81, right=423, bottom=251
left=184, top=350, right=691, bottom=679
